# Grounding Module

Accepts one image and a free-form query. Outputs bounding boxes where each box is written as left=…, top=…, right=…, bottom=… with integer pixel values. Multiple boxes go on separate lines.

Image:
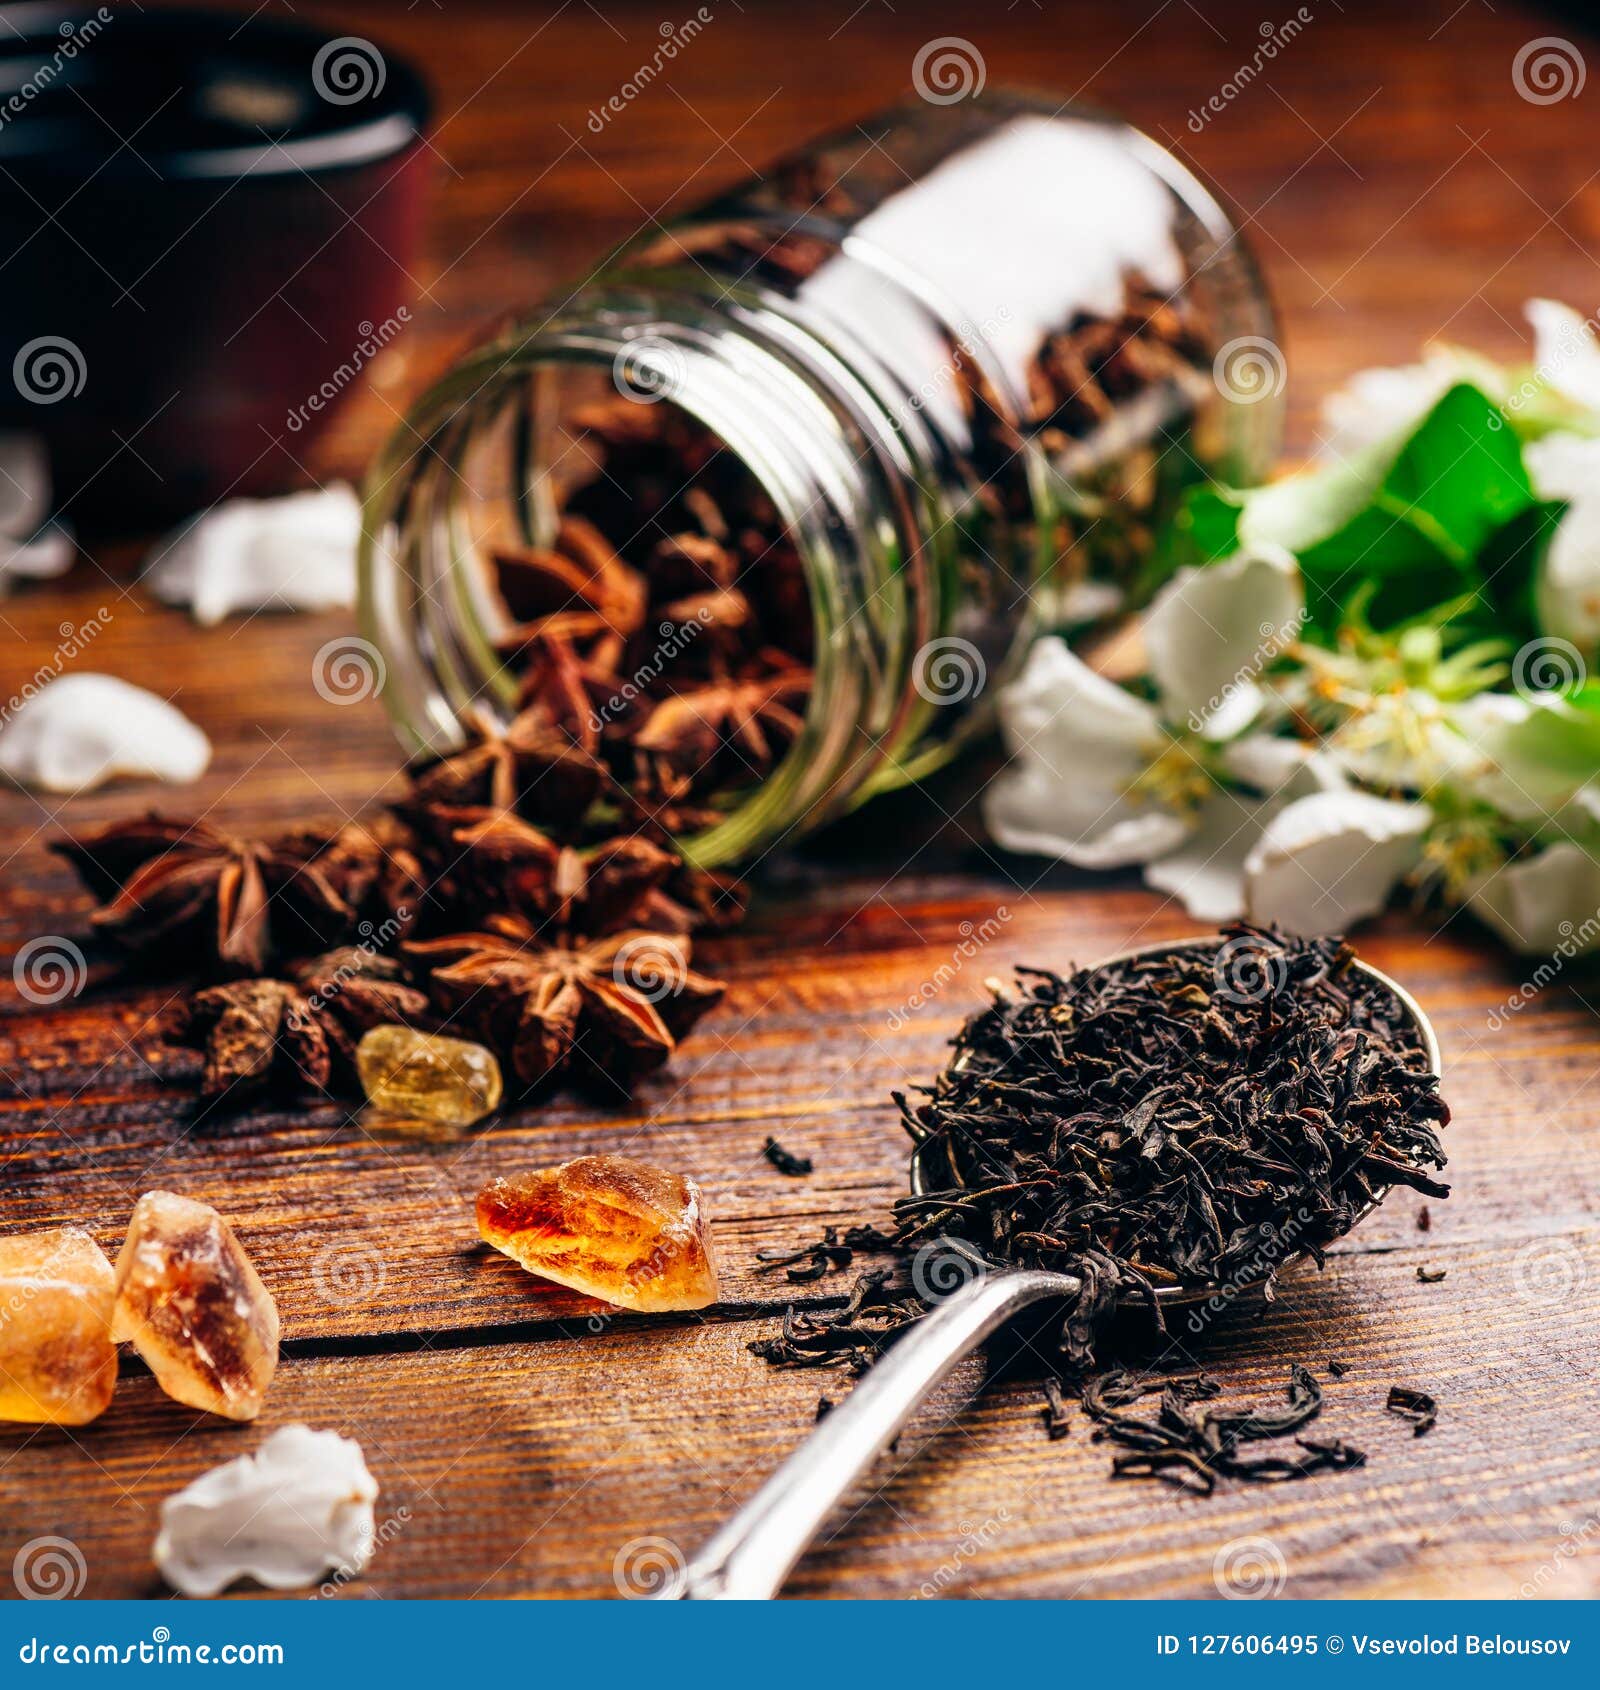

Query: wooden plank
left=4, top=1234, right=1597, bottom=1600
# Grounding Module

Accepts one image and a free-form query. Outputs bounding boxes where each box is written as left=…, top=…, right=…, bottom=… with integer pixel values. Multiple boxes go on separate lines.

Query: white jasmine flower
left=1243, top=791, right=1430, bottom=936
left=1450, top=689, right=1600, bottom=822
left=0, top=674, right=210, bottom=795
left=145, top=484, right=361, bottom=626
left=985, top=549, right=1314, bottom=919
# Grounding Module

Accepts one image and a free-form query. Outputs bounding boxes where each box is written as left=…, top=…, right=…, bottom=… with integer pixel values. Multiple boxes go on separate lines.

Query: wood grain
left=4, top=0, right=1600, bottom=1601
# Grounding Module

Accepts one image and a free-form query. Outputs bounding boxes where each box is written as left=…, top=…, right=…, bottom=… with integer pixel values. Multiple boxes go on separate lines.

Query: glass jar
left=360, top=90, right=1280, bottom=868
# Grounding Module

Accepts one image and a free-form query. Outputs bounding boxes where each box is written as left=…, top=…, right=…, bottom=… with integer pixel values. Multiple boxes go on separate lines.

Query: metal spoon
left=668, top=938, right=1440, bottom=1600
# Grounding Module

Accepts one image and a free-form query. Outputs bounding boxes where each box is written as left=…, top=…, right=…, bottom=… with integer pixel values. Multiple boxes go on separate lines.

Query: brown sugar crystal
left=476, top=1155, right=719, bottom=1312
left=0, top=1226, right=118, bottom=1425
left=113, top=1192, right=279, bottom=1421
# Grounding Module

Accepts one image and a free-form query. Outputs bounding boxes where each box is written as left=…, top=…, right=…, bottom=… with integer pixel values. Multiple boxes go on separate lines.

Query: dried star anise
left=414, top=805, right=678, bottom=933
left=52, top=813, right=356, bottom=976
left=633, top=662, right=808, bottom=794
left=174, top=978, right=331, bottom=1098
left=172, top=950, right=429, bottom=1100
left=406, top=914, right=723, bottom=1089
left=407, top=700, right=606, bottom=832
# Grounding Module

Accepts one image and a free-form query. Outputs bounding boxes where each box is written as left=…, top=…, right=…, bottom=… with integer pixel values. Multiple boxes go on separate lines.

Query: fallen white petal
left=154, top=1425, right=378, bottom=1598
left=144, top=485, right=361, bottom=626
left=0, top=675, right=210, bottom=795
left=1526, top=299, right=1600, bottom=416
left=0, top=521, right=74, bottom=590
left=1244, top=791, right=1429, bottom=936
left=1144, top=546, right=1302, bottom=738
left=1468, top=842, right=1600, bottom=956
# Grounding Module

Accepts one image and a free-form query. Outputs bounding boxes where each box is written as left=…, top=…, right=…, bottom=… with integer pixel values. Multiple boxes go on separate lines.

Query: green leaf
left=1165, top=385, right=1534, bottom=636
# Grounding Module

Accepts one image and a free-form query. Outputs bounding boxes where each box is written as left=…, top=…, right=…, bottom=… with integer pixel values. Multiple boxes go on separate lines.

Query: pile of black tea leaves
left=751, top=925, right=1450, bottom=1491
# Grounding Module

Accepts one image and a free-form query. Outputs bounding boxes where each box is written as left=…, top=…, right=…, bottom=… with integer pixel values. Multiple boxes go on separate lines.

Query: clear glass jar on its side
left=360, top=91, right=1281, bottom=868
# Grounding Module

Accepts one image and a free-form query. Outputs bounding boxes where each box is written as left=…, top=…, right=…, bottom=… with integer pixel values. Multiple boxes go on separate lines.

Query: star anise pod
left=270, top=812, right=429, bottom=941
left=411, top=804, right=680, bottom=934
left=173, top=950, right=430, bottom=1100
left=52, top=813, right=356, bottom=976
left=284, top=948, right=432, bottom=1074
left=633, top=662, right=810, bottom=793
left=173, top=978, right=332, bottom=1098
left=406, top=915, right=723, bottom=1090
left=492, top=516, right=646, bottom=672
left=407, top=699, right=606, bottom=832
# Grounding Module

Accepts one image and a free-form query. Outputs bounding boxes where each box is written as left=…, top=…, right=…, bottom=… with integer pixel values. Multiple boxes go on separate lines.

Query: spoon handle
left=672, top=1267, right=1072, bottom=1600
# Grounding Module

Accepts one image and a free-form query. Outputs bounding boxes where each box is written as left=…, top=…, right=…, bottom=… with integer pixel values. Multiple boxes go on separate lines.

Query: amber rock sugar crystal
left=356, top=1025, right=502, bottom=1127
left=0, top=1226, right=118, bottom=1425
left=476, top=1154, right=719, bottom=1312
left=114, top=1192, right=279, bottom=1421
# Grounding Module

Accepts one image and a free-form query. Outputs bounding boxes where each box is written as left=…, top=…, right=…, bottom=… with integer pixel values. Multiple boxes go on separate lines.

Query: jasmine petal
left=984, top=637, right=1190, bottom=867
left=1244, top=791, right=1430, bottom=936
left=144, top=484, right=361, bottom=626
left=0, top=674, right=211, bottom=795
left=1143, top=546, right=1302, bottom=738
left=1468, top=842, right=1600, bottom=956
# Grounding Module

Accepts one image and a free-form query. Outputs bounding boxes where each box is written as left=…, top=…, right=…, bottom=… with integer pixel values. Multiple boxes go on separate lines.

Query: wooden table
left=4, top=0, right=1600, bottom=1601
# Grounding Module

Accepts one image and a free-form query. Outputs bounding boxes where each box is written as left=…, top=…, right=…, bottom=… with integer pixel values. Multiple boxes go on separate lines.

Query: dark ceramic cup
left=0, top=4, right=431, bottom=529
